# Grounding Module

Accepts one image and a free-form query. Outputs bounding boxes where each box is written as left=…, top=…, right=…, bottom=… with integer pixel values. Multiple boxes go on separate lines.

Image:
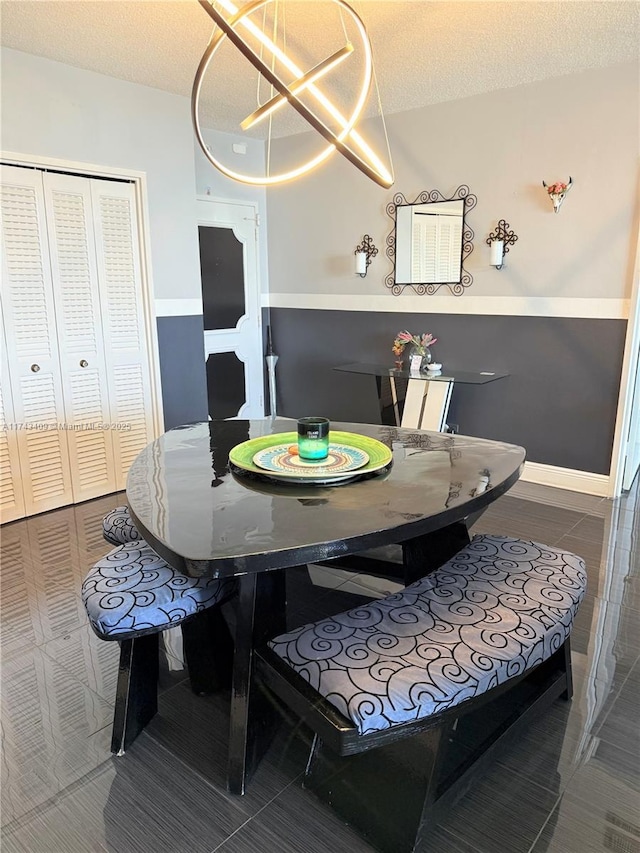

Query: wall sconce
left=486, top=220, right=518, bottom=270
left=354, top=234, right=378, bottom=277
left=542, top=177, right=573, bottom=213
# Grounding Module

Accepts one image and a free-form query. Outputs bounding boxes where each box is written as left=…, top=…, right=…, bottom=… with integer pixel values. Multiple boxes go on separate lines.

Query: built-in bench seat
left=82, top=508, right=236, bottom=754
left=257, top=534, right=586, bottom=852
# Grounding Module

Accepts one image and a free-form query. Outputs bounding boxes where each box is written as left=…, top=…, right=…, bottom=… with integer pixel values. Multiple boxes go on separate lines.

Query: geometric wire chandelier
left=192, top=0, right=394, bottom=187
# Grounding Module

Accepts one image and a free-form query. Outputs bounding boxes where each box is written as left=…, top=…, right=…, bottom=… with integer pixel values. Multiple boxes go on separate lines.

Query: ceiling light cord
left=256, top=4, right=268, bottom=108
left=338, top=3, right=349, bottom=44
left=354, top=0, right=394, bottom=183
left=282, top=0, right=286, bottom=61
left=266, top=0, right=279, bottom=178
left=372, top=43, right=393, bottom=183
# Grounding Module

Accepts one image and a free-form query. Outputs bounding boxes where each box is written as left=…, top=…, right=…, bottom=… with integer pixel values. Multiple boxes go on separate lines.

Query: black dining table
left=126, top=418, right=525, bottom=794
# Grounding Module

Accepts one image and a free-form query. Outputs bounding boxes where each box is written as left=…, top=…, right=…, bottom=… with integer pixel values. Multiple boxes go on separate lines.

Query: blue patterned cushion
left=103, top=506, right=140, bottom=546
left=82, top=541, right=237, bottom=640
left=268, top=534, right=587, bottom=735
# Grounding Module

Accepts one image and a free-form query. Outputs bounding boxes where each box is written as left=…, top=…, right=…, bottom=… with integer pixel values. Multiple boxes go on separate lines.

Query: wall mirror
left=385, top=186, right=477, bottom=296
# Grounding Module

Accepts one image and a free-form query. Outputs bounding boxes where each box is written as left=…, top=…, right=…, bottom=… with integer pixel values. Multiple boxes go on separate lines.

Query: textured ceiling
left=1, top=1, right=638, bottom=137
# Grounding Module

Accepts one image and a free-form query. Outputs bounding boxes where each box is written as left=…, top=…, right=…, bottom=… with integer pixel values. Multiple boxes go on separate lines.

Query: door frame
left=1, top=150, right=165, bottom=439
left=621, top=346, right=640, bottom=490
left=609, top=217, right=640, bottom=496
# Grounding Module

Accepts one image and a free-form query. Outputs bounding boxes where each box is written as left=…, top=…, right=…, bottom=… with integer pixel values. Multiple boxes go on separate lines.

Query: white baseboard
left=520, top=461, right=610, bottom=497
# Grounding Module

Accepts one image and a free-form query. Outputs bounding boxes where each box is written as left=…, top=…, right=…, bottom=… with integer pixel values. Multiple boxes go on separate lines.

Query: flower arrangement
left=392, top=330, right=437, bottom=358
left=545, top=181, right=568, bottom=196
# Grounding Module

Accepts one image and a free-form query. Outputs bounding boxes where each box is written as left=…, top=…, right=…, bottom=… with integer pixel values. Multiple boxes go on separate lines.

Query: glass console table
left=335, top=362, right=508, bottom=432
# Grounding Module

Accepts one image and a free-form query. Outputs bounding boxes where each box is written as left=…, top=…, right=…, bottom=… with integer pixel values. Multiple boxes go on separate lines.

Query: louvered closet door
left=90, top=180, right=154, bottom=489
left=0, top=300, right=26, bottom=522
left=0, top=165, right=74, bottom=515
left=42, top=172, right=117, bottom=502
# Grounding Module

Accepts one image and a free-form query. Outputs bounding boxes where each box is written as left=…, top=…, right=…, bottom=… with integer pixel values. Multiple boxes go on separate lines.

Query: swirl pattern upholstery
left=102, top=506, right=140, bottom=546
left=82, top=540, right=237, bottom=640
left=268, top=534, right=586, bottom=736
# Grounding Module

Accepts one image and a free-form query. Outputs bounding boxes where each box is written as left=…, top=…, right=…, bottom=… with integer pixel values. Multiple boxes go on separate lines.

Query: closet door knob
left=79, top=360, right=88, bottom=368
left=30, top=364, right=40, bottom=373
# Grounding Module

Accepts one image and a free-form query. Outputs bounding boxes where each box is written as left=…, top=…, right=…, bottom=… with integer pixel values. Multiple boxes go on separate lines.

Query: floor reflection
left=0, top=478, right=638, bottom=853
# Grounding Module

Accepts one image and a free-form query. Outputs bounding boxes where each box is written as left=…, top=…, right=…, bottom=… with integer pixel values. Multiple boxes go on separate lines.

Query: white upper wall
left=2, top=48, right=272, bottom=305
left=265, top=63, right=639, bottom=308
left=1, top=47, right=201, bottom=301
left=3, top=49, right=636, bottom=313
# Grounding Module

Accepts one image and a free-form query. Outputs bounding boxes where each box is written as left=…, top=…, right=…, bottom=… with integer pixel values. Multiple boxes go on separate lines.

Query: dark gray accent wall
left=156, top=315, right=208, bottom=430
left=268, top=308, right=627, bottom=475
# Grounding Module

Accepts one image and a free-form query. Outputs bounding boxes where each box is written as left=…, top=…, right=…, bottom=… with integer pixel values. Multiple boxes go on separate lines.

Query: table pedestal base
left=228, top=570, right=287, bottom=795
left=402, top=522, right=471, bottom=585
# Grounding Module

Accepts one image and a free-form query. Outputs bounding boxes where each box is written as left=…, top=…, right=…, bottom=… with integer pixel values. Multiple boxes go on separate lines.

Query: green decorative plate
left=253, top=442, right=368, bottom=477
left=229, top=431, right=392, bottom=484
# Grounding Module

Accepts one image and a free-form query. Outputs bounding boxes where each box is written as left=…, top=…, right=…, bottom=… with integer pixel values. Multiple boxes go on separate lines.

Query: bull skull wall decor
left=543, top=177, right=573, bottom=213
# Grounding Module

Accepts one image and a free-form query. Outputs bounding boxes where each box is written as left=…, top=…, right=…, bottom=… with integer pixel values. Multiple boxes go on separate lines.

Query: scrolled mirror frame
left=385, top=185, right=477, bottom=296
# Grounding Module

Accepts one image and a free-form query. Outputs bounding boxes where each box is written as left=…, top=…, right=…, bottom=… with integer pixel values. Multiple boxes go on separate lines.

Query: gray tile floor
left=1, top=478, right=638, bottom=852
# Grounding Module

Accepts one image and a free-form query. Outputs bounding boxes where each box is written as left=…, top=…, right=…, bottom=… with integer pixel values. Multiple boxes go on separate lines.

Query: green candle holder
left=297, top=417, right=330, bottom=461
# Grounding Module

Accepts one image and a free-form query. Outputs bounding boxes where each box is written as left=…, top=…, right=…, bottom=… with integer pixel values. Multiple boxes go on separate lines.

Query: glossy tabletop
left=126, top=418, right=525, bottom=578
left=335, top=361, right=509, bottom=384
